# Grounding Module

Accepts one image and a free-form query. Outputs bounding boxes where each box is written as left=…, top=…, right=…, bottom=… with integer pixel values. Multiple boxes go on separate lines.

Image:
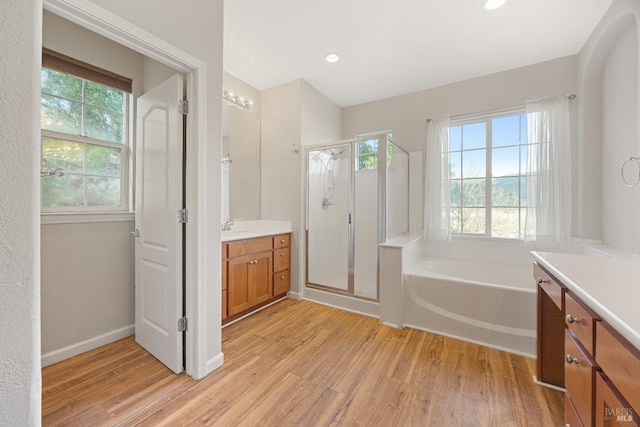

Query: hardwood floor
left=42, top=299, right=563, bottom=426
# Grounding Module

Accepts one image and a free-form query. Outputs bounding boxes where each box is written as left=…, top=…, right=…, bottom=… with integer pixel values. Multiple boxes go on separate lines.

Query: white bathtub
left=403, top=257, right=536, bottom=357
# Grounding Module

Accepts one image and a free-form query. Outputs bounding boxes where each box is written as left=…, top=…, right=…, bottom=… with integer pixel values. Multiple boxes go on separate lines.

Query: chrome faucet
left=221, top=220, right=234, bottom=231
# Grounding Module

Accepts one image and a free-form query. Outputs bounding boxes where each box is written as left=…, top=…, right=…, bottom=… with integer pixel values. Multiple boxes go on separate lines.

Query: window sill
left=41, top=212, right=134, bottom=225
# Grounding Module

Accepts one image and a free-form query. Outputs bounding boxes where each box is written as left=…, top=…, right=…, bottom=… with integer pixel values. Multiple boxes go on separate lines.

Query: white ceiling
left=224, top=0, right=614, bottom=108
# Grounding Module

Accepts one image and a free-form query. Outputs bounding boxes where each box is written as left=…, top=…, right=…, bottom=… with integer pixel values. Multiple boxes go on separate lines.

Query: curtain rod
left=425, top=94, right=576, bottom=123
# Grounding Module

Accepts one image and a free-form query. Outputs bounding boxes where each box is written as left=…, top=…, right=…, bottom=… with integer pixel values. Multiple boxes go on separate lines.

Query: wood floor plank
left=42, top=299, right=563, bottom=426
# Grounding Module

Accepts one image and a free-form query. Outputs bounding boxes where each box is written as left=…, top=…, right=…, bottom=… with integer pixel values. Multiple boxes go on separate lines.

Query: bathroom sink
left=220, top=220, right=293, bottom=242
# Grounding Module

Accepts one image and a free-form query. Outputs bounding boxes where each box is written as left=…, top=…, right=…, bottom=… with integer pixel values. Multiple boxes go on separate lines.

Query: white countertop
left=221, top=220, right=293, bottom=242
left=532, top=251, right=640, bottom=351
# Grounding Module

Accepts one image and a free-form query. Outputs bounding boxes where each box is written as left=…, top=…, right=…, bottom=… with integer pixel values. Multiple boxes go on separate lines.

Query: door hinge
left=178, top=208, right=189, bottom=224
left=178, top=316, right=188, bottom=332
left=178, top=99, right=189, bottom=115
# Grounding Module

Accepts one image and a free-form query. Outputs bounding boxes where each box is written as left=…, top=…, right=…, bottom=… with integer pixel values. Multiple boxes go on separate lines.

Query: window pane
left=492, top=115, right=520, bottom=147
left=520, top=144, right=528, bottom=173
left=87, top=177, right=121, bottom=207
left=450, top=125, right=462, bottom=151
left=41, top=68, right=82, bottom=101
left=462, top=178, right=485, bottom=207
left=450, top=207, right=462, bottom=233
left=520, top=176, right=528, bottom=206
left=492, top=208, right=520, bottom=238
left=85, top=81, right=125, bottom=112
left=449, top=151, right=461, bottom=179
left=450, top=179, right=461, bottom=207
left=85, top=106, right=124, bottom=143
left=42, top=174, right=84, bottom=207
left=41, top=94, right=82, bottom=134
left=358, top=139, right=377, bottom=170
left=42, top=137, right=84, bottom=174
left=492, top=177, right=520, bottom=207
left=461, top=208, right=485, bottom=234
left=520, top=114, right=527, bottom=144
left=492, top=146, right=520, bottom=177
left=462, top=122, right=486, bottom=150
left=462, top=149, right=486, bottom=178
left=87, top=145, right=121, bottom=176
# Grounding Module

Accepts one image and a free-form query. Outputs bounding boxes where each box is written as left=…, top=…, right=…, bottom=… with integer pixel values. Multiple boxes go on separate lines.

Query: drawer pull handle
left=281, top=253, right=286, bottom=257
left=249, top=260, right=258, bottom=264
left=280, top=276, right=285, bottom=280
left=280, top=239, right=286, bottom=243
left=566, top=314, right=581, bottom=324
left=566, top=354, right=579, bottom=364
left=537, top=278, right=548, bottom=285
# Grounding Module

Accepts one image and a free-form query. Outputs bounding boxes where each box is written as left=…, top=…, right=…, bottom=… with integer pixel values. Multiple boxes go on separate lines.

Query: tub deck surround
left=221, top=220, right=293, bottom=242
left=531, top=251, right=640, bottom=350
left=403, top=258, right=537, bottom=357
left=378, top=235, right=537, bottom=356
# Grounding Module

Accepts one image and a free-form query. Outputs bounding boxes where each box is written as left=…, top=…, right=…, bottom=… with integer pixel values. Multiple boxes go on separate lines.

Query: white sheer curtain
left=424, top=115, right=451, bottom=240
left=524, top=96, right=572, bottom=249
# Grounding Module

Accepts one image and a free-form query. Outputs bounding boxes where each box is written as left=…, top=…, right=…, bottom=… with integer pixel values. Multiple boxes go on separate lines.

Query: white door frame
left=44, top=0, right=212, bottom=379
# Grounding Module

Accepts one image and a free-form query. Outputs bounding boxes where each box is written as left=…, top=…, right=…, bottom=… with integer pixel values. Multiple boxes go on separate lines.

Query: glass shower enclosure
left=306, top=133, right=409, bottom=301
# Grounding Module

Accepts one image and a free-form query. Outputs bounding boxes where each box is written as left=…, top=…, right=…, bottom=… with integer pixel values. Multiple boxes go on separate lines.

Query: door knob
left=131, top=229, right=140, bottom=237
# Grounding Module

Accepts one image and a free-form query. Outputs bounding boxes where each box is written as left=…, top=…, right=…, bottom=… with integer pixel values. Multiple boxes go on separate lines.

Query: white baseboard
left=41, top=324, right=134, bottom=367
left=286, top=291, right=302, bottom=300
left=206, top=352, right=224, bottom=377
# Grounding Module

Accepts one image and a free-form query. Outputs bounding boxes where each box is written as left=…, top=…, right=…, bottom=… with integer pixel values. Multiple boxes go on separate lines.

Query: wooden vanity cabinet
left=535, top=261, right=640, bottom=427
left=222, top=233, right=291, bottom=324
left=535, top=263, right=566, bottom=387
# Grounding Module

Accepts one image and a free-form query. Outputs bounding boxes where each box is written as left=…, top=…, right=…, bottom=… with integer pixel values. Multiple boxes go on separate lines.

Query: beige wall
left=342, top=55, right=579, bottom=153
left=261, top=79, right=342, bottom=296
left=578, top=0, right=640, bottom=252
left=41, top=222, right=135, bottom=355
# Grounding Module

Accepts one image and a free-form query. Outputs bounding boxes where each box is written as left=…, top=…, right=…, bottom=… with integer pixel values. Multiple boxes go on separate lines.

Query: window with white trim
left=41, top=49, right=131, bottom=212
left=448, top=110, right=529, bottom=239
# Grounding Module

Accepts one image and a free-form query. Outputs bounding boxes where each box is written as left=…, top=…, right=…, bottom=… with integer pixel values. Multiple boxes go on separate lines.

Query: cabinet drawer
left=565, top=393, right=585, bottom=427
left=534, top=263, right=564, bottom=310
left=274, top=247, right=290, bottom=273
left=566, top=330, right=596, bottom=427
left=274, top=270, right=290, bottom=296
left=228, top=236, right=272, bottom=258
left=566, top=292, right=599, bottom=356
left=595, top=372, right=639, bottom=427
left=273, top=233, right=290, bottom=249
left=596, top=322, right=640, bottom=415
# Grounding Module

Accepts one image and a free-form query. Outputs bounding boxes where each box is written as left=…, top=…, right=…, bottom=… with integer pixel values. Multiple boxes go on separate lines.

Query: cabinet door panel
left=595, top=372, right=639, bottom=427
left=252, top=252, right=273, bottom=305
left=228, top=256, right=252, bottom=316
left=566, top=330, right=596, bottom=427
left=596, top=322, right=640, bottom=414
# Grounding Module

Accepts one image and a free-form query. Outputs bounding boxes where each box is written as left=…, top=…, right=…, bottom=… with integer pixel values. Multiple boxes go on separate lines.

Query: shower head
left=323, top=148, right=345, bottom=160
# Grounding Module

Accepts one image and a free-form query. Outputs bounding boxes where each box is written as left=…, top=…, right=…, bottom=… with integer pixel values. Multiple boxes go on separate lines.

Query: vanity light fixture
left=325, top=53, right=340, bottom=63
left=223, top=89, right=253, bottom=110
left=482, top=0, right=507, bottom=10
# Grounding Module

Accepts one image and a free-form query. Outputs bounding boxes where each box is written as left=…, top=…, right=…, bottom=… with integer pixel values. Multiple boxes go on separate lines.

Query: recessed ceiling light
left=325, top=53, right=340, bottom=63
left=482, top=0, right=506, bottom=10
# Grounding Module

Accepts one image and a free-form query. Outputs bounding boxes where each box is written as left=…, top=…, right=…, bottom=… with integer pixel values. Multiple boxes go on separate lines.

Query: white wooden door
left=134, top=74, right=184, bottom=374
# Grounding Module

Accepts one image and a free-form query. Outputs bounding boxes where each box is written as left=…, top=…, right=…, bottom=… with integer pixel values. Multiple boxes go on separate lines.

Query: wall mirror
left=221, top=102, right=261, bottom=221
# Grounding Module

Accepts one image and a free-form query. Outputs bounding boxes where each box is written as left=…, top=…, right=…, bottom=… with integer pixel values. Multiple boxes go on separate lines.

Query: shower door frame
left=304, top=133, right=392, bottom=302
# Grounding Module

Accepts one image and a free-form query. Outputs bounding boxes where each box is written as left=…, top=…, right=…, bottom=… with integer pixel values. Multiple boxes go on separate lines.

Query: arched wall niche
left=577, top=0, right=640, bottom=253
